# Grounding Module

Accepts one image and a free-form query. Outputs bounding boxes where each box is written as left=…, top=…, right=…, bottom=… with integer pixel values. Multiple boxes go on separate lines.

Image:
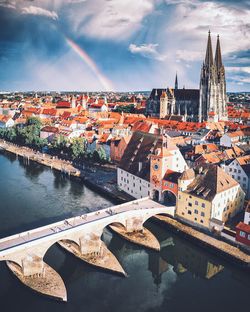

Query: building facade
left=224, top=155, right=250, bottom=199
left=117, top=131, right=188, bottom=202
left=199, top=32, right=227, bottom=122
left=176, top=165, right=245, bottom=230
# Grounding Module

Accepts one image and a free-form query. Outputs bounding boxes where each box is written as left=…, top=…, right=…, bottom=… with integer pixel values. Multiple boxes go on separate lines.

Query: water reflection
left=0, top=153, right=249, bottom=312
left=18, top=157, right=45, bottom=181
left=53, top=171, right=69, bottom=189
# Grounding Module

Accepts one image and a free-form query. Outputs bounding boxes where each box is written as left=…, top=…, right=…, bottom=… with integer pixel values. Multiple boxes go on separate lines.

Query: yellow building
left=176, top=165, right=245, bottom=230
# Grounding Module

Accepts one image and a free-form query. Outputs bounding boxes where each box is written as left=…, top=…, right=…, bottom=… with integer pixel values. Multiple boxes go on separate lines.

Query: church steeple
left=205, top=30, right=213, bottom=67
left=175, top=72, right=178, bottom=90
left=215, top=34, right=222, bottom=70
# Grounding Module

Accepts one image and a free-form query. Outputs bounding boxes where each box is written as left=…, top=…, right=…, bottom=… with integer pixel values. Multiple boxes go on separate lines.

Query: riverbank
left=1, top=139, right=249, bottom=270
left=154, top=215, right=250, bottom=269
left=0, top=139, right=133, bottom=204
left=0, top=139, right=81, bottom=177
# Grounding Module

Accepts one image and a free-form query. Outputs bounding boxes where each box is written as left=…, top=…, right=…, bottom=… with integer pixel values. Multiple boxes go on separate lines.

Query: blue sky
left=0, top=0, right=249, bottom=92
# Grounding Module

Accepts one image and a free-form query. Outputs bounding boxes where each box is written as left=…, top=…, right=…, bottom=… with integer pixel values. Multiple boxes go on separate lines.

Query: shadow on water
left=0, top=150, right=17, bottom=163
left=18, top=158, right=46, bottom=181
left=69, top=181, right=84, bottom=197
left=53, top=170, right=69, bottom=189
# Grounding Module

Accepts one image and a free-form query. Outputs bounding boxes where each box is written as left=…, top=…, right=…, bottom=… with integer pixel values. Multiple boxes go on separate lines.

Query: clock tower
left=150, top=143, right=171, bottom=189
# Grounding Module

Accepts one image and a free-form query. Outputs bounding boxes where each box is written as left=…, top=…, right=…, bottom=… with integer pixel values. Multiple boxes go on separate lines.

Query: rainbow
left=65, top=37, right=114, bottom=91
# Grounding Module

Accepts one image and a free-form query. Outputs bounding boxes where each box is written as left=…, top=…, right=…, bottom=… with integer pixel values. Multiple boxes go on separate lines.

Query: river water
left=0, top=152, right=249, bottom=312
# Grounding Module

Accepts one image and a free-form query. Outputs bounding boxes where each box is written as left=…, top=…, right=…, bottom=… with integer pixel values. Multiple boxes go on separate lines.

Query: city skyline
left=0, top=0, right=249, bottom=92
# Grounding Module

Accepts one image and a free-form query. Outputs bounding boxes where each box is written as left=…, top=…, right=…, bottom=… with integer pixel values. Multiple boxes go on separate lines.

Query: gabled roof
left=236, top=222, right=250, bottom=234
left=185, top=165, right=238, bottom=201
left=163, top=170, right=182, bottom=183
left=119, top=131, right=175, bottom=181
left=179, top=168, right=195, bottom=181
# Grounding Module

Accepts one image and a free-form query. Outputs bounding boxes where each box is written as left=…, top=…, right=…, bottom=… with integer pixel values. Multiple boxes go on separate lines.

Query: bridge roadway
left=0, top=197, right=175, bottom=301
left=0, top=198, right=174, bottom=254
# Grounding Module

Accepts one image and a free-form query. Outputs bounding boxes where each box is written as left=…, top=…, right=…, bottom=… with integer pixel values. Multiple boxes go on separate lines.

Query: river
left=0, top=152, right=249, bottom=312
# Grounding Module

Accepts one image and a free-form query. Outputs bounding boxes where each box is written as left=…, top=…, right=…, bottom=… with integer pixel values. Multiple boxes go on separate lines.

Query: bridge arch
left=141, top=208, right=175, bottom=226
left=162, top=190, right=177, bottom=206
left=101, top=220, right=127, bottom=238
left=41, top=237, right=80, bottom=261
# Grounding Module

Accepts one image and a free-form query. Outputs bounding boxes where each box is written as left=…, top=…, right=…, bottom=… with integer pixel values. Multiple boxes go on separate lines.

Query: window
left=195, top=201, right=198, bottom=205
left=238, top=170, right=241, bottom=173
left=237, top=176, right=240, bottom=180
left=248, top=234, right=250, bottom=240
left=234, top=169, right=237, bottom=173
left=188, top=210, right=192, bottom=215
left=188, top=202, right=192, bottom=207
left=229, top=168, right=232, bottom=172
left=202, top=203, right=205, bottom=208
left=240, top=231, right=245, bottom=238
left=243, top=177, right=247, bottom=181
left=194, top=209, right=198, bottom=214
left=201, top=212, right=205, bottom=217
left=201, top=220, right=204, bottom=223
left=232, top=175, right=235, bottom=179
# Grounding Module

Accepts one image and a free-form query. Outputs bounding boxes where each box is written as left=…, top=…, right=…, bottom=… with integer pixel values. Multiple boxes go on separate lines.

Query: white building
left=0, top=115, right=14, bottom=128
left=244, top=201, right=250, bottom=225
left=117, top=131, right=188, bottom=200
left=224, top=155, right=250, bottom=199
left=220, top=131, right=249, bottom=147
left=117, top=169, right=151, bottom=199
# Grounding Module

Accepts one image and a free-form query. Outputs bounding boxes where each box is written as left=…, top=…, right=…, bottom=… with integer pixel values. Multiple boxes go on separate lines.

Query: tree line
left=0, top=117, right=108, bottom=163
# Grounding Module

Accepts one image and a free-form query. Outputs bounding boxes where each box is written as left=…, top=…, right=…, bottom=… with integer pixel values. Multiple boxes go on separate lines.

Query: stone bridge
left=0, top=198, right=174, bottom=301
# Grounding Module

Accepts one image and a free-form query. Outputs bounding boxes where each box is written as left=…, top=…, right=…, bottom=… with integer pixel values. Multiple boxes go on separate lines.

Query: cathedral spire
left=205, top=30, right=213, bottom=67
left=175, top=72, right=178, bottom=90
left=215, top=34, right=223, bottom=70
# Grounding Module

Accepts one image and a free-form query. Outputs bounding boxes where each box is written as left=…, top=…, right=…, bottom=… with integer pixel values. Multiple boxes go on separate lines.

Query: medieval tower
left=199, top=31, right=227, bottom=122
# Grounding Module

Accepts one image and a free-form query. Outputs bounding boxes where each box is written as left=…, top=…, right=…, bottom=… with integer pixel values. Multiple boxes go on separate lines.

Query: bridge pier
left=58, top=235, right=126, bottom=276
left=6, top=260, right=67, bottom=302
left=110, top=217, right=160, bottom=251
left=22, top=256, right=45, bottom=277
left=0, top=198, right=175, bottom=301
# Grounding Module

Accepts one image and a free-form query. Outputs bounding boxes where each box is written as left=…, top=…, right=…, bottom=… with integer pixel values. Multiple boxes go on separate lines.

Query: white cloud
left=226, top=67, right=250, bottom=74
left=176, top=50, right=203, bottom=62
left=21, top=5, right=58, bottom=20
left=0, top=0, right=16, bottom=9
left=168, top=1, right=250, bottom=55
left=66, top=0, right=155, bottom=40
left=129, top=43, right=167, bottom=61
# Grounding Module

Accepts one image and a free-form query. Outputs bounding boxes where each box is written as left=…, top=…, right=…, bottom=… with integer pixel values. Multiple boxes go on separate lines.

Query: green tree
left=97, top=146, right=107, bottom=163
left=70, top=137, right=86, bottom=159
left=114, top=104, right=135, bottom=113
left=27, top=117, right=42, bottom=129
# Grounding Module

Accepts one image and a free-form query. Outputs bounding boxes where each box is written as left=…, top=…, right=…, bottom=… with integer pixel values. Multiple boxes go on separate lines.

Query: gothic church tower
left=199, top=31, right=227, bottom=122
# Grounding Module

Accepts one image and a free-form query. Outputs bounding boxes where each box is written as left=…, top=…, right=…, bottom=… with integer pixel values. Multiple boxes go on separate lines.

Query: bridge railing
left=0, top=198, right=171, bottom=253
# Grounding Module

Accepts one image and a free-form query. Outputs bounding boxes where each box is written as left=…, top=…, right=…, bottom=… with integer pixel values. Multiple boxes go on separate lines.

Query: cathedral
left=199, top=31, right=227, bottom=122
left=146, top=32, right=227, bottom=122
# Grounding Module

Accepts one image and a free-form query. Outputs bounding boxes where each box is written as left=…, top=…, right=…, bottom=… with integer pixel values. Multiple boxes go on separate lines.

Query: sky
left=0, top=0, right=249, bottom=92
